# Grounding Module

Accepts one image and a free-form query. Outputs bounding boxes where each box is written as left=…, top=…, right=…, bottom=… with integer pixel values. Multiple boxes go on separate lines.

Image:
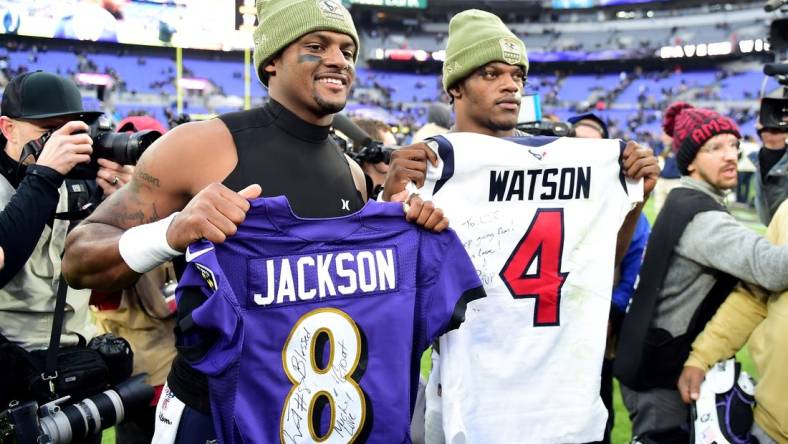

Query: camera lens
left=38, top=375, right=153, bottom=444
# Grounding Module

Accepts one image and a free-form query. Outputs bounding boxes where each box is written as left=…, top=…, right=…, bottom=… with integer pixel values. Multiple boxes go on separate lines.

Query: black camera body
left=350, top=139, right=395, bottom=165
left=760, top=89, right=788, bottom=131
left=760, top=63, right=788, bottom=131
left=760, top=15, right=788, bottom=131
left=24, top=114, right=161, bottom=180
left=517, top=120, right=575, bottom=137
left=331, top=132, right=395, bottom=166
left=0, top=374, right=152, bottom=444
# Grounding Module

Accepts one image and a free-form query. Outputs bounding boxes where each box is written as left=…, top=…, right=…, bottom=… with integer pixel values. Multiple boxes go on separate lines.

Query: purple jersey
left=176, top=196, right=484, bottom=444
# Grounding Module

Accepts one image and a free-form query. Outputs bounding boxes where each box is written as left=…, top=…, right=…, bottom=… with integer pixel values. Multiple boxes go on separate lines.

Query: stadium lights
left=660, top=40, right=766, bottom=59
left=75, top=73, right=114, bottom=87
left=177, top=78, right=210, bottom=90
left=739, top=39, right=769, bottom=53
left=371, top=48, right=446, bottom=62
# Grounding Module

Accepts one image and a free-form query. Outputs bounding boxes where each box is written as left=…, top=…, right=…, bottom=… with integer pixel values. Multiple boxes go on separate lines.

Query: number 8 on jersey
left=281, top=308, right=366, bottom=444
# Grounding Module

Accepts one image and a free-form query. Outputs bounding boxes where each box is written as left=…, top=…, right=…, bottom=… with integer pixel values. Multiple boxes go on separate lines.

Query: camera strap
left=41, top=274, right=69, bottom=397
left=16, top=137, right=47, bottom=182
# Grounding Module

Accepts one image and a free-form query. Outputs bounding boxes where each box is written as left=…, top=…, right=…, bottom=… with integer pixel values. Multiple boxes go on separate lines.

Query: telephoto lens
left=38, top=374, right=153, bottom=444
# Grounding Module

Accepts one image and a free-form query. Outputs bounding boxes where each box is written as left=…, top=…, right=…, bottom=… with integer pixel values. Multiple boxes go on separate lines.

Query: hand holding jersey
left=165, top=183, right=262, bottom=251
left=621, top=140, right=660, bottom=197
left=678, top=366, right=706, bottom=403
left=382, top=142, right=438, bottom=202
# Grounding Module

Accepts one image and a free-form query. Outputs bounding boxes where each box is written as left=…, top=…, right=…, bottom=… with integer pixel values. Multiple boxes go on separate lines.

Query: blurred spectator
left=413, top=103, right=452, bottom=142
left=568, top=112, right=609, bottom=139
left=736, top=138, right=759, bottom=206
left=615, top=102, right=788, bottom=442
left=653, top=131, right=681, bottom=214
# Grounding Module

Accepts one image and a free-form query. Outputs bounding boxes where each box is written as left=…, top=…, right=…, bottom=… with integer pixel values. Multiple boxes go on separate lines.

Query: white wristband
left=119, top=212, right=183, bottom=273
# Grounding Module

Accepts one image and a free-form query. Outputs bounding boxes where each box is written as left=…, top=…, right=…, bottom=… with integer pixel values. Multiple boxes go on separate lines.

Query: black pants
left=116, top=404, right=156, bottom=444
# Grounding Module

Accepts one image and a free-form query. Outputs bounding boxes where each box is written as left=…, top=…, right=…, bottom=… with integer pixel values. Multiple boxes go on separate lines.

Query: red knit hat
left=116, top=115, right=167, bottom=134
left=662, top=102, right=740, bottom=175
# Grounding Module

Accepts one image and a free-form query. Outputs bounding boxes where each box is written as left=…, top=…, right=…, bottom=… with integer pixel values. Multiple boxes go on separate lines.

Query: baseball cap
left=1, top=71, right=103, bottom=121
left=568, top=112, right=609, bottom=139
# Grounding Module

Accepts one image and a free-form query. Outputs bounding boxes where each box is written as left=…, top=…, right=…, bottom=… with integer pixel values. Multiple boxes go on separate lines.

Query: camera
left=760, top=63, right=788, bottom=131
left=346, top=139, right=395, bottom=166
left=331, top=132, right=394, bottom=166
left=23, top=114, right=162, bottom=180
left=759, top=15, right=788, bottom=131
left=0, top=374, right=152, bottom=444
left=517, top=120, right=575, bottom=137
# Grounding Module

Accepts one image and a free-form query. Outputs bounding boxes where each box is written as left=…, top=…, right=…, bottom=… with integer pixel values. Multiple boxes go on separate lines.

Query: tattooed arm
left=62, top=119, right=257, bottom=290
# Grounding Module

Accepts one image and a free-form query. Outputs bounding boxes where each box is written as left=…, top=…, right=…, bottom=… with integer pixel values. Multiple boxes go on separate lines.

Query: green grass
left=101, top=429, right=115, bottom=443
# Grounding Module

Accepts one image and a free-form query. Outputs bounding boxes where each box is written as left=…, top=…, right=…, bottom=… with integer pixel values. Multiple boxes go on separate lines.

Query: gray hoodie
left=653, top=176, right=788, bottom=336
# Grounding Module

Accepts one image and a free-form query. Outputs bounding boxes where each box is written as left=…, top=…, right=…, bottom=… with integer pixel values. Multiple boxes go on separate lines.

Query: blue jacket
left=612, top=213, right=650, bottom=313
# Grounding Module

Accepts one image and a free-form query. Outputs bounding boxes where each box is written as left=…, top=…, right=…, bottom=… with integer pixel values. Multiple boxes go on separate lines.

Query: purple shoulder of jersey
left=174, top=196, right=484, bottom=443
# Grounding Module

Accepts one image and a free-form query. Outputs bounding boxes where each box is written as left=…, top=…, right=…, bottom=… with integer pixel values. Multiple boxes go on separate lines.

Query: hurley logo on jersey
left=250, top=247, right=399, bottom=307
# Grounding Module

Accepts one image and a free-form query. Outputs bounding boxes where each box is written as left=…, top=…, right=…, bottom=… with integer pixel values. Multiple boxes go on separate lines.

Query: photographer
left=0, top=71, right=100, bottom=353
left=0, top=73, right=141, bottom=443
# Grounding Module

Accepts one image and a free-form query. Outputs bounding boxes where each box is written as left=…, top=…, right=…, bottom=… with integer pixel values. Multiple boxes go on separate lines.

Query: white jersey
left=419, top=133, right=642, bottom=444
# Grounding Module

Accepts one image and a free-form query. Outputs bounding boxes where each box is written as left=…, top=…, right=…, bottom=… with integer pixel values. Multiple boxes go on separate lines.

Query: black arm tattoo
left=136, top=171, right=161, bottom=188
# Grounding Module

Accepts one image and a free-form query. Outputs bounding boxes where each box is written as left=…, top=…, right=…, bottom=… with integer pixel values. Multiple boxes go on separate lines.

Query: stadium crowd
left=0, top=0, right=786, bottom=443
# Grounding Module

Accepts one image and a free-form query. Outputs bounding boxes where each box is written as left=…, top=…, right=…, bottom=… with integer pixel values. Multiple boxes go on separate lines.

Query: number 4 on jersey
left=499, top=209, right=568, bottom=327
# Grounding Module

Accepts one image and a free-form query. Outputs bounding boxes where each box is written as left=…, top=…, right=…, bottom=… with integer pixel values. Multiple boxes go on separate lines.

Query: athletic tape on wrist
left=119, top=212, right=182, bottom=273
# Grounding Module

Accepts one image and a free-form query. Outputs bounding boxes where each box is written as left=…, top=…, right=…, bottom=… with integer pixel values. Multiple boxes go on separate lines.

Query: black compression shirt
left=168, top=99, right=364, bottom=413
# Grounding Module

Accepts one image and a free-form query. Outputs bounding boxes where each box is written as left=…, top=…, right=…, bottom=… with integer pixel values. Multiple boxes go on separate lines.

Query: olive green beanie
left=442, top=9, right=528, bottom=92
left=253, top=0, right=360, bottom=87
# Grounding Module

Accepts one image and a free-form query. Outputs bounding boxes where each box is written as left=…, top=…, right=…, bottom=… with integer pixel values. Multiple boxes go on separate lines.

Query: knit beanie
left=253, top=0, right=359, bottom=87
left=442, top=9, right=528, bottom=92
left=662, top=102, right=741, bottom=175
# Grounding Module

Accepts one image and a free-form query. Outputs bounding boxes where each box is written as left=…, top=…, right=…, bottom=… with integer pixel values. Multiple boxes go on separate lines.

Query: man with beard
left=615, top=102, right=788, bottom=442
left=61, top=1, right=446, bottom=442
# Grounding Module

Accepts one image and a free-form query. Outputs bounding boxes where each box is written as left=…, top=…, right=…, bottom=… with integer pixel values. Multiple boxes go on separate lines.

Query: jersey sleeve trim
left=446, top=285, right=486, bottom=331
left=430, top=136, right=455, bottom=196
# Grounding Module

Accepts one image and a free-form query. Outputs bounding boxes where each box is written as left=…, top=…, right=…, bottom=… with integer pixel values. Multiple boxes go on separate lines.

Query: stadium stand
left=0, top=0, right=774, bottom=143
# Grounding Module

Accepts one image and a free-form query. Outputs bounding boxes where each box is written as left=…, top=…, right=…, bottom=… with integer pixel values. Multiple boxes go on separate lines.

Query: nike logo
left=185, top=246, right=214, bottom=262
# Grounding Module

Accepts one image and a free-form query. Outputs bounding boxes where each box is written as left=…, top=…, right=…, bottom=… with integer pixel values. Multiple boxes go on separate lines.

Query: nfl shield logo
left=499, top=37, right=522, bottom=65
